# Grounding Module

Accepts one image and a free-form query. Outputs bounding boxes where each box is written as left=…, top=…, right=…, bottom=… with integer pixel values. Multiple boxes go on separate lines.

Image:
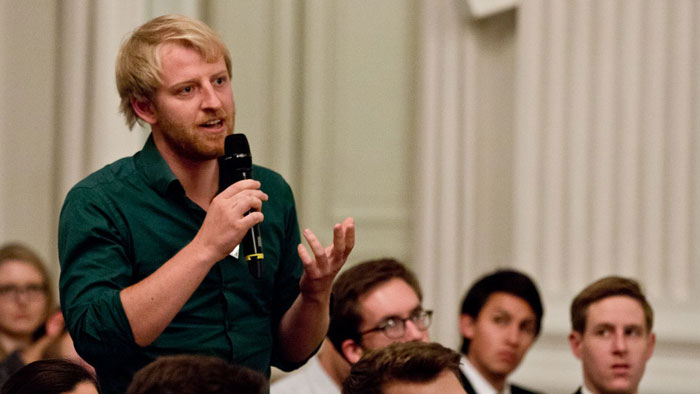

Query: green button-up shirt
left=58, top=135, right=303, bottom=394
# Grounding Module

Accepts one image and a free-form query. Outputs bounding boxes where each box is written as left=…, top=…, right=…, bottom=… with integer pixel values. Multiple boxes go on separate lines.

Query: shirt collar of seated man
left=569, top=277, right=655, bottom=394
left=461, top=355, right=513, bottom=394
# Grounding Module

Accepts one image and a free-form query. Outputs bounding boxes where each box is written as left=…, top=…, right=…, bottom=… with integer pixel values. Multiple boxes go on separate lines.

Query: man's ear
left=459, top=314, right=476, bottom=340
left=341, top=338, right=364, bottom=364
left=645, top=332, right=656, bottom=361
left=569, top=331, right=583, bottom=360
left=131, top=97, right=157, bottom=125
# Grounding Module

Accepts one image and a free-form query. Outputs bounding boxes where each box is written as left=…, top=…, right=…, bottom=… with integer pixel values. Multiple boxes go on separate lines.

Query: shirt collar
left=134, top=134, right=181, bottom=195
left=580, top=384, right=594, bottom=394
left=460, top=355, right=512, bottom=394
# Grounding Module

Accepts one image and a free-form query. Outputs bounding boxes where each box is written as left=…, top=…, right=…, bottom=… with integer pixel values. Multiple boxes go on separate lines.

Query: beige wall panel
left=0, top=0, right=59, bottom=277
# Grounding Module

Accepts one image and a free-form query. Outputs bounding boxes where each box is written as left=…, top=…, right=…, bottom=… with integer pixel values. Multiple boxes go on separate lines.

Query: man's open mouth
left=201, top=119, right=223, bottom=128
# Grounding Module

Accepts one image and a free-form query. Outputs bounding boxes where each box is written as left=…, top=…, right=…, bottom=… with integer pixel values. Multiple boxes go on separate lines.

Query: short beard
left=158, top=116, right=229, bottom=161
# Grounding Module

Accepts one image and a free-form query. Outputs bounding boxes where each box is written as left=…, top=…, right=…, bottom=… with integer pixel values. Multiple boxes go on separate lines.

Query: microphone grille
left=225, top=133, right=251, bottom=156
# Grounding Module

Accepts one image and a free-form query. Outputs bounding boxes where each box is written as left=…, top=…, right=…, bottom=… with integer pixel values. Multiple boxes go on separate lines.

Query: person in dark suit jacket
left=457, top=269, right=544, bottom=394
left=568, top=277, right=655, bottom=394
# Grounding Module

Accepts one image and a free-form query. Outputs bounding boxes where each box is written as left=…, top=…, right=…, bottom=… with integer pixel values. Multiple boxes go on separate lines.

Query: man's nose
left=201, top=82, right=223, bottom=109
left=612, top=331, right=628, bottom=353
left=505, top=324, right=520, bottom=345
left=14, top=288, right=31, bottom=304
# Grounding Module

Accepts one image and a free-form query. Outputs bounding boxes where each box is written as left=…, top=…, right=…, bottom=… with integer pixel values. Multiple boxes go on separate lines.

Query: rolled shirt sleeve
left=58, top=184, right=137, bottom=361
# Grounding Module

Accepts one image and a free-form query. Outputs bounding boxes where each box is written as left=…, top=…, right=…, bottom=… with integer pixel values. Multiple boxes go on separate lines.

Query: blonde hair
left=116, top=14, right=232, bottom=129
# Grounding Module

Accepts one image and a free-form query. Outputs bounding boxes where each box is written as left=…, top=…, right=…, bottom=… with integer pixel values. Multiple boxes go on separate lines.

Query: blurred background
left=1, top=0, right=699, bottom=392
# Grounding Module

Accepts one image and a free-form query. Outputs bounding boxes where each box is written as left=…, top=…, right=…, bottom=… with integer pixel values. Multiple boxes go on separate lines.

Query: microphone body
left=218, top=133, right=264, bottom=278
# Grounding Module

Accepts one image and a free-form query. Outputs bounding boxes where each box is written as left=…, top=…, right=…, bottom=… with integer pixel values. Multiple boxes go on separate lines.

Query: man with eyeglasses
left=271, top=258, right=431, bottom=394
left=458, top=269, right=544, bottom=394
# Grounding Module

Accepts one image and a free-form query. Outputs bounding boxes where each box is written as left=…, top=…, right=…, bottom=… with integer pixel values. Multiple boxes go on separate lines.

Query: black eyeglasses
left=360, top=310, right=433, bottom=339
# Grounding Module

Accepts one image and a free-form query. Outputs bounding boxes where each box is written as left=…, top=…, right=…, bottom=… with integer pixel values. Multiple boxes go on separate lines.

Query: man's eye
left=180, top=86, right=193, bottom=94
left=595, top=328, right=610, bottom=337
left=215, top=77, right=225, bottom=85
left=626, top=327, right=642, bottom=337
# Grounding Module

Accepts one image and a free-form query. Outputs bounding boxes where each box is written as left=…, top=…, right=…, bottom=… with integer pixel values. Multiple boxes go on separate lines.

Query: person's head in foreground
left=459, top=269, right=543, bottom=390
left=342, top=341, right=466, bottom=394
left=569, top=276, right=655, bottom=394
left=1, top=359, right=98, bottom=394
left=126, top=354, right=266, bottom=394
left=327, top=258, right=431, bottom=364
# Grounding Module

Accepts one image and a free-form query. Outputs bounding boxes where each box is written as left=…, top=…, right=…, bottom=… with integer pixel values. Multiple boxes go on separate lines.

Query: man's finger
left=340, top=217, right=355, bottom=258
left=218, top=179, right=262, bottom=198
left=303, top=229, right=328, bottom=263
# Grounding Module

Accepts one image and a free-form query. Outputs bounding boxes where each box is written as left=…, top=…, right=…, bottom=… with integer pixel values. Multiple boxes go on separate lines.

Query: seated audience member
left=342, top=341, right=466, bottom=394
left=271, top=258, right=431, bottom=393
left=569, top=276, right=655, bottom=394
left=0, top=243, right=59, bottom=384
left=1, top=359, right=98, bottom=394
left=0, top=309, right=94, bottom=387
left=458, top=269, right=544, bottom=394
left=126, top=354, right=266, bottom=394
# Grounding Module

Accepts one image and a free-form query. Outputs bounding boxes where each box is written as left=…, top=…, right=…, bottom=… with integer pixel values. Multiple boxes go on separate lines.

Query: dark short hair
left=460, top=269, right=544, bottom=354
left=327, top=258, right=422, bottom=353
left=1, top=359, right=98, bottom=394
left=570, top=276, right=653, bottom=333
left=342, top=342, right=461, bottom=394
left=126, top=355, right=266, bottom=394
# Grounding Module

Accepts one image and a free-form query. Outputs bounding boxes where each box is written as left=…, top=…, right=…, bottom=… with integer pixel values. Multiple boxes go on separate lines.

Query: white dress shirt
left=460, top=355, right=513, bottom=394
left=270, top=354, right=340, bottom=394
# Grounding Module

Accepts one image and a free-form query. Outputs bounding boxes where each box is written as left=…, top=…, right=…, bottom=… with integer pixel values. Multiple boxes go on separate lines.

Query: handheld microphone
left=218, top=133, right=264, bottom=279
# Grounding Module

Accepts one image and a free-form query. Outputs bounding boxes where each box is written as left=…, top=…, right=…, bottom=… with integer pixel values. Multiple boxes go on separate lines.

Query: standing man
left=568, top=277, right=655, bottom=394
left=458, top=269, right=544, bottom=394
left=271, top=258, right=431, bottom=394
left=58, top=15, right=354, bottom=394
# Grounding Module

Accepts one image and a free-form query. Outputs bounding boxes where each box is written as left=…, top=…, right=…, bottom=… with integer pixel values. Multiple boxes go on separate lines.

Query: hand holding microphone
left=218, top=133, right=265, bottom=278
